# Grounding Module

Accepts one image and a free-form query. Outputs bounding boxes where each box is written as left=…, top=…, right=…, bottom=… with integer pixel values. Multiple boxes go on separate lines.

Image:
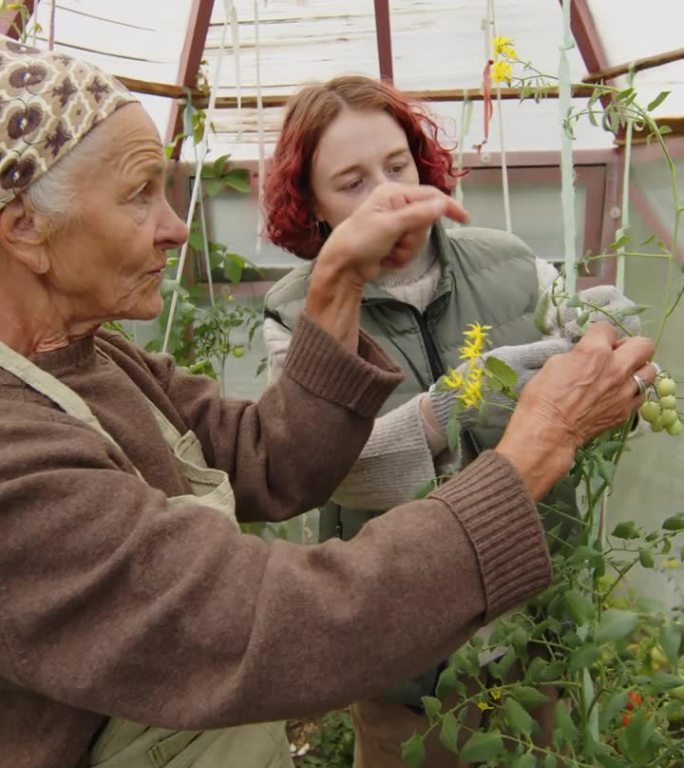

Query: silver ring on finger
left=632, top=373, right=647, bottom=396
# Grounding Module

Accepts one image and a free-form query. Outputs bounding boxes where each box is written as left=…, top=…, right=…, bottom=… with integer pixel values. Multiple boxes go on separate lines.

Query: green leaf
left=611, top=521, right=640, bottom=540
left=647, top=91, right=670, bottom=111
left=504, top=697, right=534, bottom=735
left=438, top=711, right=460, bottom=752
left=212, top=154, right=230, bottom=178
left=659, top=622, right=682, bottom=666
left=420, top=696, right=441, bottom=725
left=511, top=685, right=549, bottom=710
left=511, top=628, right=529, bottom=657
left=447, top=416, right=461, bottom=452
left=569, top=643, right=600, bottom=672
left=401, top=733, right=425, bottom=768
left=205, top=179, right=225, bottom=197
left=565, top=589, right=595, bottom=625
left=597, top=458, right=616, bottom=486
left=599, top=691, right=628, bottom=730
left=223, top=256, right=244, bottom=284
left=595, top=609, right=639, bottom=644
left=511, top=755, right=536, bottom=768
left=414, top=478, right=439, bottom=500
left=488, top=647, right=517, bottom=681
left=609, top=232, right=630, bottom=251
left=662, top=515, right=684, bottom=531
left=651, top=672, right=684, bottom=690
left=485, top=356, right=518, bottom=390
left=435, top=665, right=466, bottom=700
left=223, top=168, right=252, bottom=193
left=534, top=290, right=551, bottom=334
left=554, top=700, right=577, bottom=746
left=459, top=732, right=504, bottom=763
left=638, top=547, right=655, bottom=568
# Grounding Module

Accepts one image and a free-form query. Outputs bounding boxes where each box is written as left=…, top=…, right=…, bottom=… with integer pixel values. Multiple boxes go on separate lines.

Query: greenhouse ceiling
left=4, top=0, right=681, bottom=162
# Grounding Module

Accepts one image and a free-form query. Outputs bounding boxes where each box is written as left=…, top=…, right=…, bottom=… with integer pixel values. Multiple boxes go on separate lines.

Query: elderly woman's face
left=310, top=108, right=420, bottom=229
left=42, top=103, right=188, bottom=323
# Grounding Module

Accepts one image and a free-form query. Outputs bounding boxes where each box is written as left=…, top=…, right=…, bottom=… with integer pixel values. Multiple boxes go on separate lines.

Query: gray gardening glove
left=428, top=338, right=573, bottom=433
left=539, top=284, right=641, bottom=342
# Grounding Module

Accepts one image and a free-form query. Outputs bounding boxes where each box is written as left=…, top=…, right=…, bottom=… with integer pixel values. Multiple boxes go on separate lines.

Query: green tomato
left=661, top=409, right=679, bottom=428
left=650, top=416, right=665, bottom=432
left=671, top=685, right=684, bottom=702
left=232, top=346, right=245, bottom=358
left=666, top=702, right=684, bottom=722
left=656, top=377, right=677, bottom=398
left=666, top=419, right=683, bottom=436
left=659, top=395, right=678, bottom=410
left=640, top=400, right=661, bottom=423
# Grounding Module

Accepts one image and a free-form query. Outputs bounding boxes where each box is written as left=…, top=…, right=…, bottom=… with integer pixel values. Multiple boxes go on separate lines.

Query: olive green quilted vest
left=265, top=223, right=573, bottom=537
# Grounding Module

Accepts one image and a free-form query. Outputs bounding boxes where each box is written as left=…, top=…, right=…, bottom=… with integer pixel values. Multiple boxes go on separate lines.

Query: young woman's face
left=310, top=108, right=420, bottom=229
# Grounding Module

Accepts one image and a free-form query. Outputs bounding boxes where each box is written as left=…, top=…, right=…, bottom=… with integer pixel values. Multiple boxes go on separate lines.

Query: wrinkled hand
left=315, top=182, right=468, bottom=289
left=497, top=323, right=656, bottom=500
left=540, top=284, right=641, bottom=342
left=428, top=338, right=572, bottom=434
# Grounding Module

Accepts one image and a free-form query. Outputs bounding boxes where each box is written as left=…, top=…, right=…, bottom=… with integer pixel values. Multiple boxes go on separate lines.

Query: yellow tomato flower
left=459, top=378, right=484, bottom=409
left=442, top=368, right=464, bottom=390
left=462, top=323, right=491, bottom=349
left=491, top=60, right=513, bottom=85
left=458, top=343, right=481, bottom=362
left=490, top=687, right=503, bottom=701
left=476, top=700, right=495, bottom=711
left=663, top=558, right=680, bottom=569
left=492, top=36, right=517, bottom=59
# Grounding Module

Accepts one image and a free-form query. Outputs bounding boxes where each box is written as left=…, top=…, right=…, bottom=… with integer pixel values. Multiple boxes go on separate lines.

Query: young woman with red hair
left=262, top=75, right=637, bottom=768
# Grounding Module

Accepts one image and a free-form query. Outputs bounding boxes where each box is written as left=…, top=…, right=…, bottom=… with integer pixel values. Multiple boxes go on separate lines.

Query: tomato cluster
left=639, top=375, right=682, bottom=436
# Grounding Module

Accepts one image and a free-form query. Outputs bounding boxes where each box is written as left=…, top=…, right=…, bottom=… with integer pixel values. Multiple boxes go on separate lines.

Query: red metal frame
left=373, top=0, right=393, bottom=82
left=0, top=0, right=36, bottom=39
left=166, top=0, right=215, bottom=157
left=561, top=0, right=609, bottom=75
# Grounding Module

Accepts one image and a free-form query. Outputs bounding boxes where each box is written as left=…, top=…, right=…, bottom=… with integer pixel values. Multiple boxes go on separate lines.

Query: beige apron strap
left=0, top=340, right=118, bottom=446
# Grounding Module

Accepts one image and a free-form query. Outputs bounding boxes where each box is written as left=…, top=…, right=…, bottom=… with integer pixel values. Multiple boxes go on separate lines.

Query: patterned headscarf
left=0, top=36, right=137, bottom=209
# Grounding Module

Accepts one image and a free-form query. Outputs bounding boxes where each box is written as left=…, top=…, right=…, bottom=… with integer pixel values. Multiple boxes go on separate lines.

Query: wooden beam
left=373, top=0, right=393, bottom=83
left=0, top=0, right=36, bottom=39
left=192, top=84, right=599, bottom=109
left=166, top=0, right=215, bottom=156
left=583, top=46, right=684, bottom=84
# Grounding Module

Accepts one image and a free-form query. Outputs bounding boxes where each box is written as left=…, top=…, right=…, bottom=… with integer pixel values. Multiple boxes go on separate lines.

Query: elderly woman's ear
left=0, top=195, right=51, bottom=274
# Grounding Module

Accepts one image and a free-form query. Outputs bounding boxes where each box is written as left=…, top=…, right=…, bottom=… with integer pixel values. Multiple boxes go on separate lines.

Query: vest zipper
left=408, top=306, right=445, bottom=384
left=362, top=298, right=447, bottom=384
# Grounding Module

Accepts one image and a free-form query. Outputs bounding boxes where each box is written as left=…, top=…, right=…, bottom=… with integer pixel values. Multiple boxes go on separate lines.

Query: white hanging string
left=230, top=3, right=242, bottom=142
left=559, top=0, right=578, bottom=296
left=616, top=71, right=635, bottom=295
left=484, top=0, right=512, bottom=232
left=197, top=186, right=215, bottom=305
left=253, top=0, right=266, bottom=256
left=455, top=99, right=473, bottom=208
left=162, top=3, right=232, bottom=353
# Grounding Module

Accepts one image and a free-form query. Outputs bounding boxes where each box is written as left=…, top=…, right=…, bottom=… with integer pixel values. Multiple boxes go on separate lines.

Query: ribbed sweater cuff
left=431, top=450, right=552, bottom=622
left=283, top=313, right=403, bottom=418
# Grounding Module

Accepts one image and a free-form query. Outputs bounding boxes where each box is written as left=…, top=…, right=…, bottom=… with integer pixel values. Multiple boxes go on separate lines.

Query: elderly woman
left=0, top=40, right=655, bottom=768
left=262, top=75, right=642, bottom=766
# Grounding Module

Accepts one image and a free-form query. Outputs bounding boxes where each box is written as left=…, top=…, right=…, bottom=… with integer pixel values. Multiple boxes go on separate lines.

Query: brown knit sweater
left=0, top=315, right=551, bottom=768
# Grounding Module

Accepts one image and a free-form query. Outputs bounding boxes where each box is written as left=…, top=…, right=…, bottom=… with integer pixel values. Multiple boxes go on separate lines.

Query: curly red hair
left=264, top=75, right=460, bottom=260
